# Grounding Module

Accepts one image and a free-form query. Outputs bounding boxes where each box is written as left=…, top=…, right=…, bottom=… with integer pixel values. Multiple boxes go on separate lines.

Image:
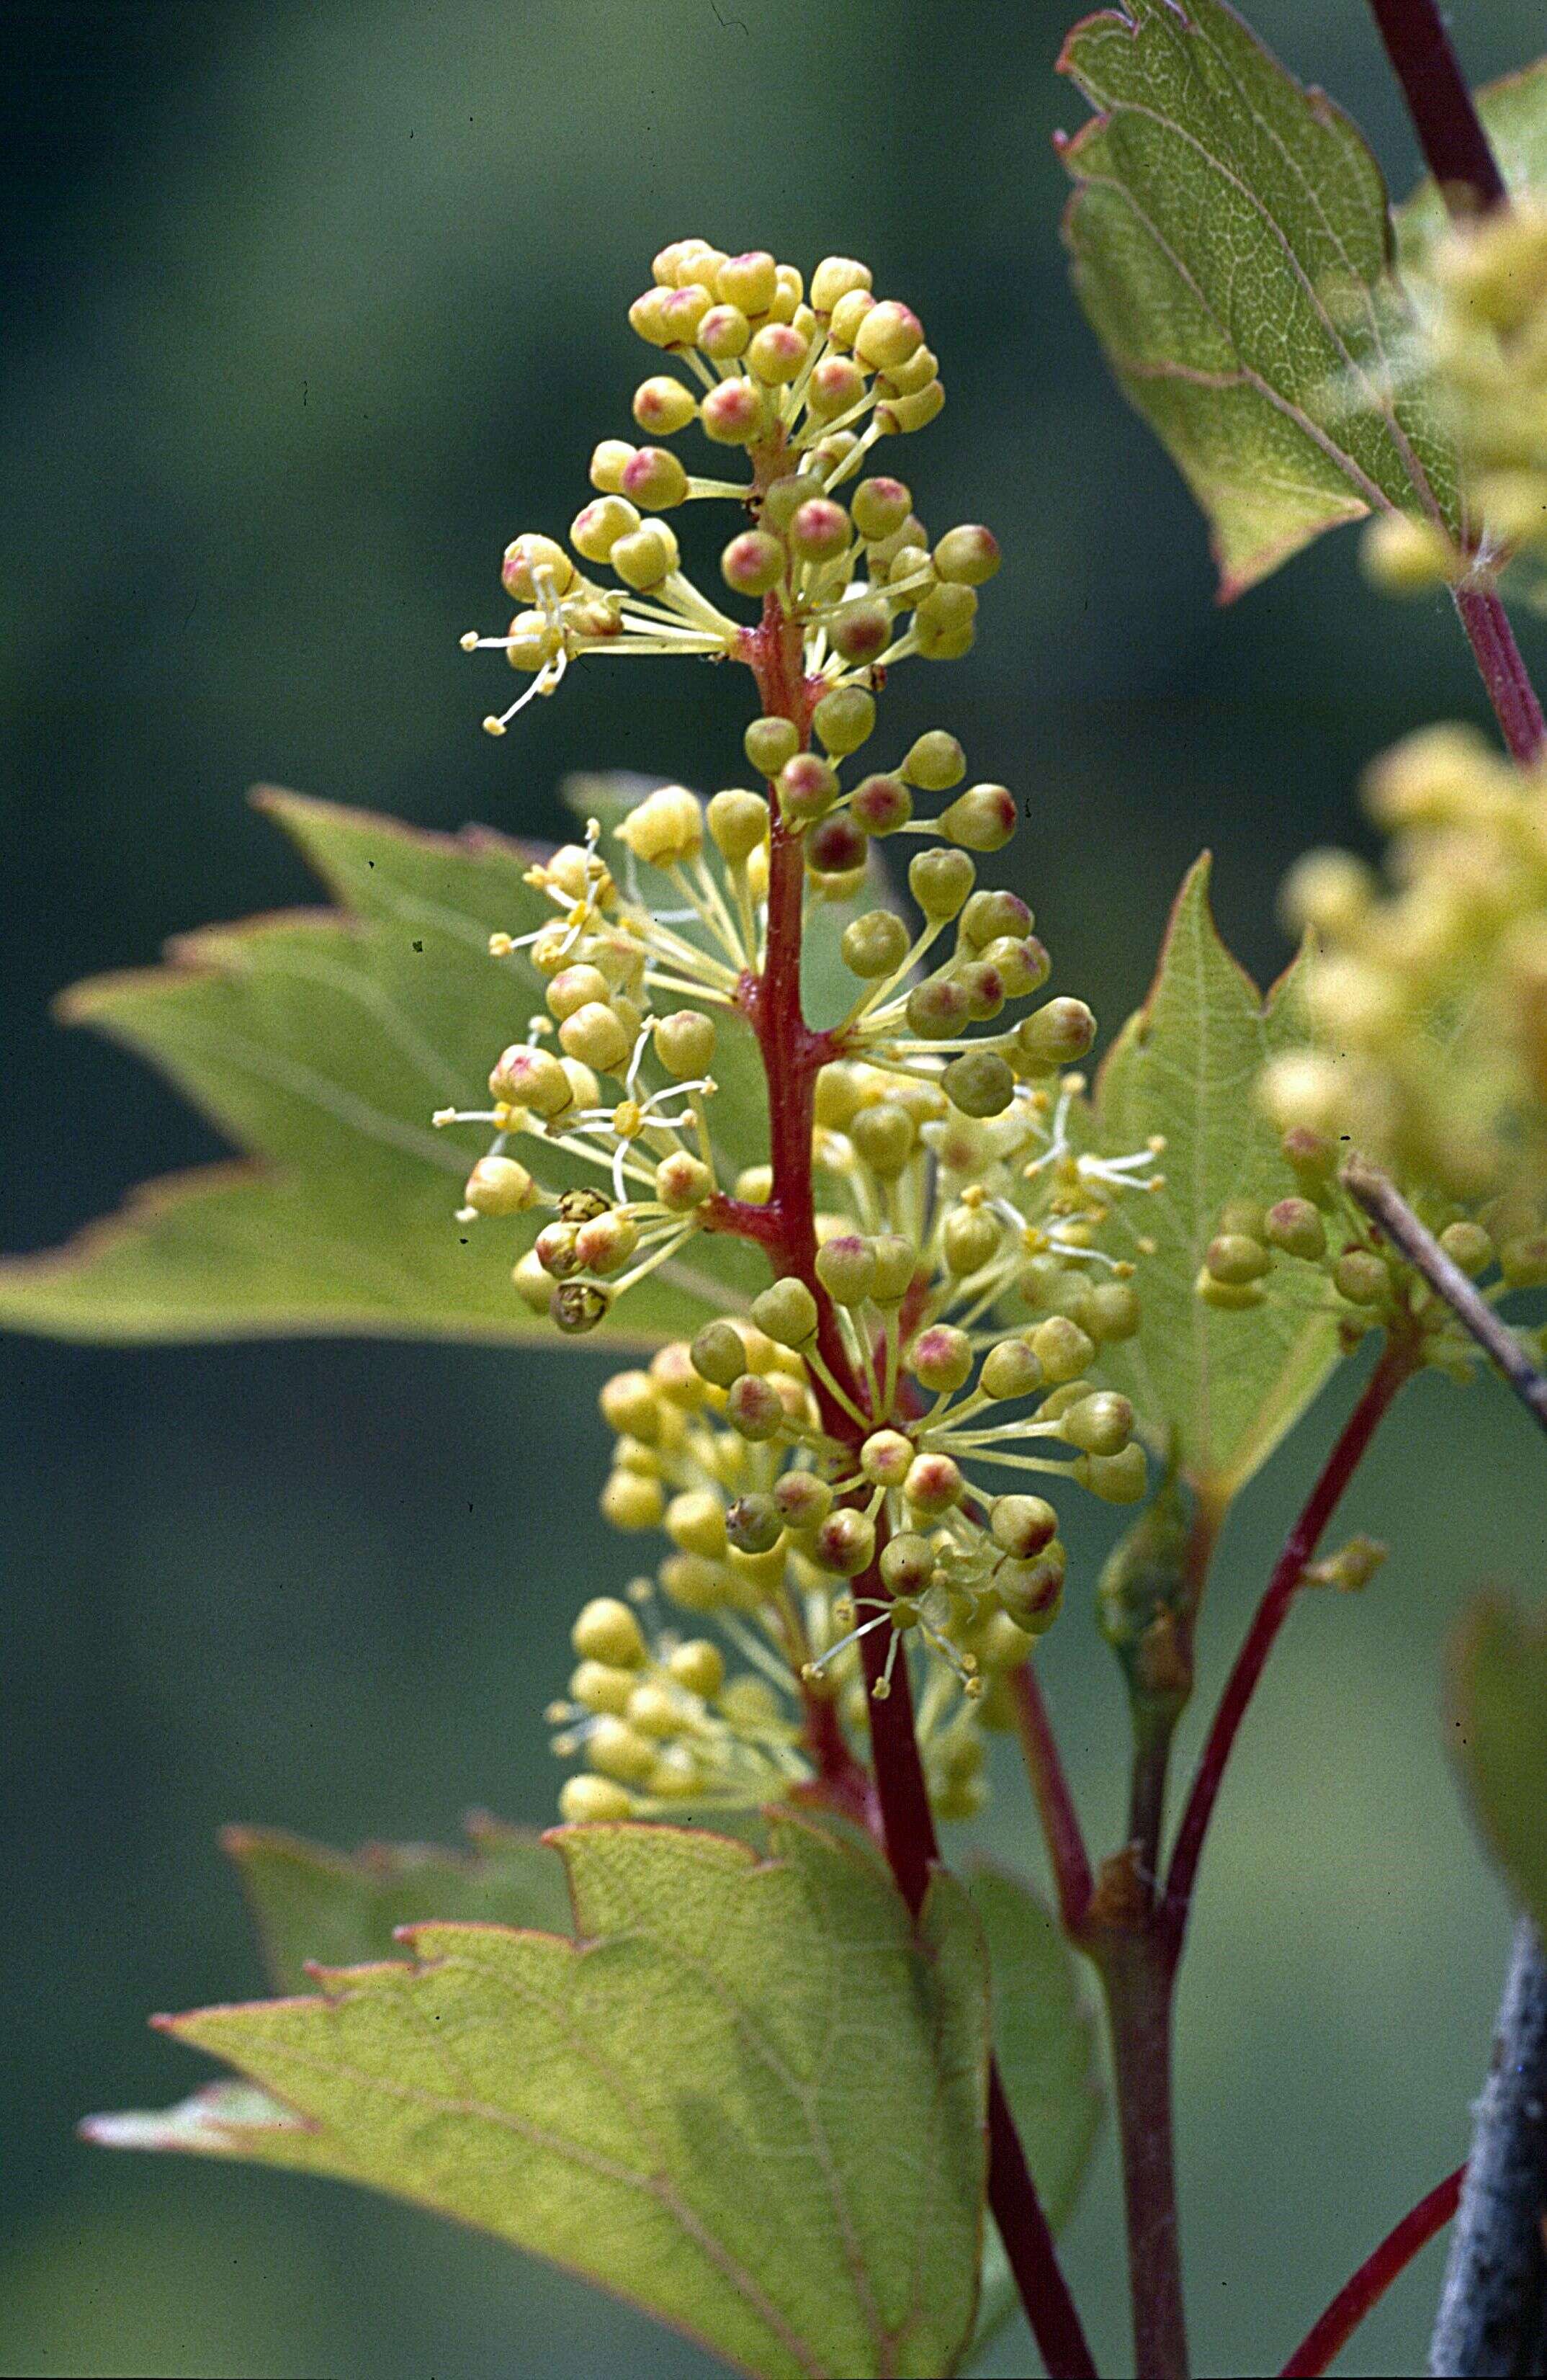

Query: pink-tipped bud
left=789, top=498, right=849, bottom=563
left=721, top=529, right=786, bottom=597
left=701, top=379, right=768, bottom=445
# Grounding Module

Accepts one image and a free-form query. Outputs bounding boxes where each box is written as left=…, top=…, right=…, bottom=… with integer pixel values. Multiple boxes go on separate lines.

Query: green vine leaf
left=0, top=787, right=766, bottom=1346
left=967, top=1866, right=1102, bottom=2357
left=1448, top=1595, right=1547, bottom=1941
left=1396, top=58, right=1547, bottom=271
left=223, top=1820, right=573, bottom=1992
left=1082, top=856, right=1338, bottom=1503
left=1057, top=0, right=1457, bottom=596
left=85, top=1816, right=990, bottom=2380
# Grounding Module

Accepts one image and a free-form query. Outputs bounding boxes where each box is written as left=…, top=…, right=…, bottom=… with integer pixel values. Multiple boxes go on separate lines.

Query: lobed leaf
left=1057, top=0, right=1456, bottom=596
left=966, top=1866, right=1103, bottom=2357
left=86, top=1815, right=991, bottom=2380
left=0, top=785, right=767, bottom=1346
left=1082, top=856, right=1338, bottom=1503
left=1448, top=1595, right=1547, bottom=1941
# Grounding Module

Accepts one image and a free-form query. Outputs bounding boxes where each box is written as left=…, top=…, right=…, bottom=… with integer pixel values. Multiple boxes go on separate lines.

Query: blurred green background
left=5, top=2, right=1547, bottom=2371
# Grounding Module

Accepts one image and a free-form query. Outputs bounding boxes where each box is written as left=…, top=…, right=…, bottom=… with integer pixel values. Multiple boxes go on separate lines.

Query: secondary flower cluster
left=462, top=241, right=999, bottom=734
left=1364, top=200, right=1547, bottom=594
left=1260, top=723, right=1547, bottom=1232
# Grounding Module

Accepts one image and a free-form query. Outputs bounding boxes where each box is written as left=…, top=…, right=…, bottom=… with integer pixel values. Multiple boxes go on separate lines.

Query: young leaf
left=1057, top=0, right=1457, bottom=596
left=0, top=788, right=765, bottom=1346
left=86, top=1815, right=990, bottom=2380
left=1395, top=59, right=1547, bottom=272
left=967, top=1866, right=1102, bottom=2356
left=223, top=1820, right=573, bottom=1993
left=1082, top=856, right=1337, bottom=1503
left=1448, top=1595, right=1547, bottom=1941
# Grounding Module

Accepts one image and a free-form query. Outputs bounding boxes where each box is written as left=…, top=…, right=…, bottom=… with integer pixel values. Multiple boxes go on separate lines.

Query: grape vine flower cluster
left=443, top=243, right=1166, bottom=1823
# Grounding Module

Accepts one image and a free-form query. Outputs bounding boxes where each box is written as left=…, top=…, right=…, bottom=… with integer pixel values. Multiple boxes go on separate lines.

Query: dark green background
left=4, top=3, right=1545, bottom=2372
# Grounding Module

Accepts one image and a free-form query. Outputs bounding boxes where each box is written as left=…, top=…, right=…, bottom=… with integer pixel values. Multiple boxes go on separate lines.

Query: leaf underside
left=1080, top=855, right=1338, bottom=1502
left=1448, top=1596, right=1547, bottom=1943
left=0, top=784, right=771, bottom=1348
left=1057, top=0, right=1458, bottom=596
left=86, top=1816, right=991, bottom=2380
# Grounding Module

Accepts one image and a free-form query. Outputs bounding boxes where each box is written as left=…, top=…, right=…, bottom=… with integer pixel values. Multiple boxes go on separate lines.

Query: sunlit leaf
left=0, top=786, right=767, bottom=1346
left=967, top=1866, right=1102, bottom=2356
left=1082, top=856, right=1338, bottom=1502
left=1448, top=1594, right=1547, bottom=1939
left=1058, top=0, right=1457, bottom=596
left=86, top=1815, right=990, bottom=2380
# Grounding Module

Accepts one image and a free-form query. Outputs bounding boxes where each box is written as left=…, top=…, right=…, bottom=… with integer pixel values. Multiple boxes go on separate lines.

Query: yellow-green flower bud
left=851, top=773, right=912, bottom=836
left=939, top=783, right=1016, bottom=851
left=813, top=684, right=876, bottom=757
left=827, top=287, right=876, bottom=350
left=879, top=379, right=945, bottom=434
left=1196, top=1270, right=1264, bottom=1311
left=807, top=813, right=867, bottom=882
left=707, top=789, right=768, bottom=865
left=864, top=1234, right=915, bottom=1306
left=1075, top=1444, right=1148, bottom=1504
left=570, top=496, right=642, bottom=565
left=1311, top=1534, right=1389, bottom=1591
left=745, top=715, right=800, bottom=777
left=660, top=1552, right=730, bottom=1612
left=575, top=1212, right=640, bottom=1274
left=943, top=1049, right=1015, bottom=1118
left=586, top=1716, right=657, bottom=1785
left=772, top=1472, right=831, bottom=1535
left=599, top=1369, right=660, bottom=1439
left=1278, top=848, right=1377, bottom=940
left=1016, top=998, right=1097, bottom=1070
left=691, top=1320, right=747, bottom=1389
left=789, top=498, right=849, bottom=563
left=909, top=1323, right=973, bottom=1393
left=813, top=1508, right=877, bottom=1576
left=1085, top=1281, right=1142, bottom=1342
left=777, top=751, right=839, bottom=825
left=617, top=783, right=704, bottom=866
left=573, top=1596, right=646, bottom=1668
left=632, top=375, right=698, bottom=436
left=589, top=438, right=637, bottom=493
left=906, top=978, right=971, bottom=1039
left=761, top=474, right=825, bottom=534
left=1205, top=1231, right=1270, bottom=1286
left=701, top=379, right=768, bottom=444
left=815, top=1232, right=878, bottom=1306
left=1360, top=511, right=1457, bottom=594
left=748, top=321, right=810, bottom=384
left=850, top=1102, right=917, bottom=1178
left=806, top=354, right=867, bottom=420
left=909, top=846, right=976, bottom=919
left=611, top=520, right=681, bottom=589
left=860, top=1428, right=914, bottom=1488
left=980, top=1337, right=1044, bottom=1400
left=877, top=1533, right=933, bottom=1596
left=668, top=1639, right=725, bottom=1699
left=881, top=342, right=938, bottom=398
left=722, top=529, right=786, bottom=597
left=725, top=1492, right=781, bottom=1555
left=828, top=599, right=892, bottom=666
left=841, top=909, right=910, bottom=979
left=1264, top=1199, right=1327, bottom=1261
left=716, top=249, right=778, bottom=313
left=1062, top=1390, right=1134, bottom=1458
left=511, top=1249, right=552, bottom=1312
left=656, top=1153, right=714, bottom=1211
left=954, top=960, right=1005, bottom=1024
left=490, top=1042, right=573, bottom=1117
left=665, top=1489, right=728, bottom=1560
left=851, top=476, right=914, bottom=543
left=546, top=962, right=613, bottom=1022
left=462, top=1155, right=539, bottom=1216
left=959, top=888, right=1031, bottom=947
left=501, top=533, right=575, bottom=601
left=1029, top=1315, right=1096, bottom=1382
left=981, top=936, right=1050, bottom=998
left=698, top=300, right=750, bottom=360
left=558, top=1774, right=635, bottom=1822
left=1334, top=1248, right=1391, bottom=1305
left=997, top=1550, right=1065, bottom=1634
left=933, top=524, right=1000, bottom=584
left=560, top=1001, right=633, bottom=1074
left=1500, top=1234, right=1547, bottom=1289
left=856, top=300, right=923, bottom=372
left=811, top=255, right=872, bottom=314
left=600, top=1470, right=665, bottom=1531
left=942, top=1205, right=1002, bottom=1277
left=570, top=1660, right=636, bottom=1715
left=1439, top=1220, right=1494, bottom=1275
left=992, top=1493, right=1059, bottom=1560
left=653, top=1007, right=717, bottom=1077
left=905, top=1452, right=964, bottom=1515
left=750, top=1275, right=819, bottom=1348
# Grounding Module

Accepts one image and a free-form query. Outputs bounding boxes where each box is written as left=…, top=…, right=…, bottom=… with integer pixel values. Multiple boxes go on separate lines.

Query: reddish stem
left=1159, top=1343, right=1413, bottom=1964
left=732, top=573, right=1096, bottom=2377
left=1452, top=586, right=1547, bottom=769
left=1280, top=2166, right=1463, bottom=2378
left=1366, top=0, right=1506, bottom=211
left=1010, top=1665, right=1095, bottom=1937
